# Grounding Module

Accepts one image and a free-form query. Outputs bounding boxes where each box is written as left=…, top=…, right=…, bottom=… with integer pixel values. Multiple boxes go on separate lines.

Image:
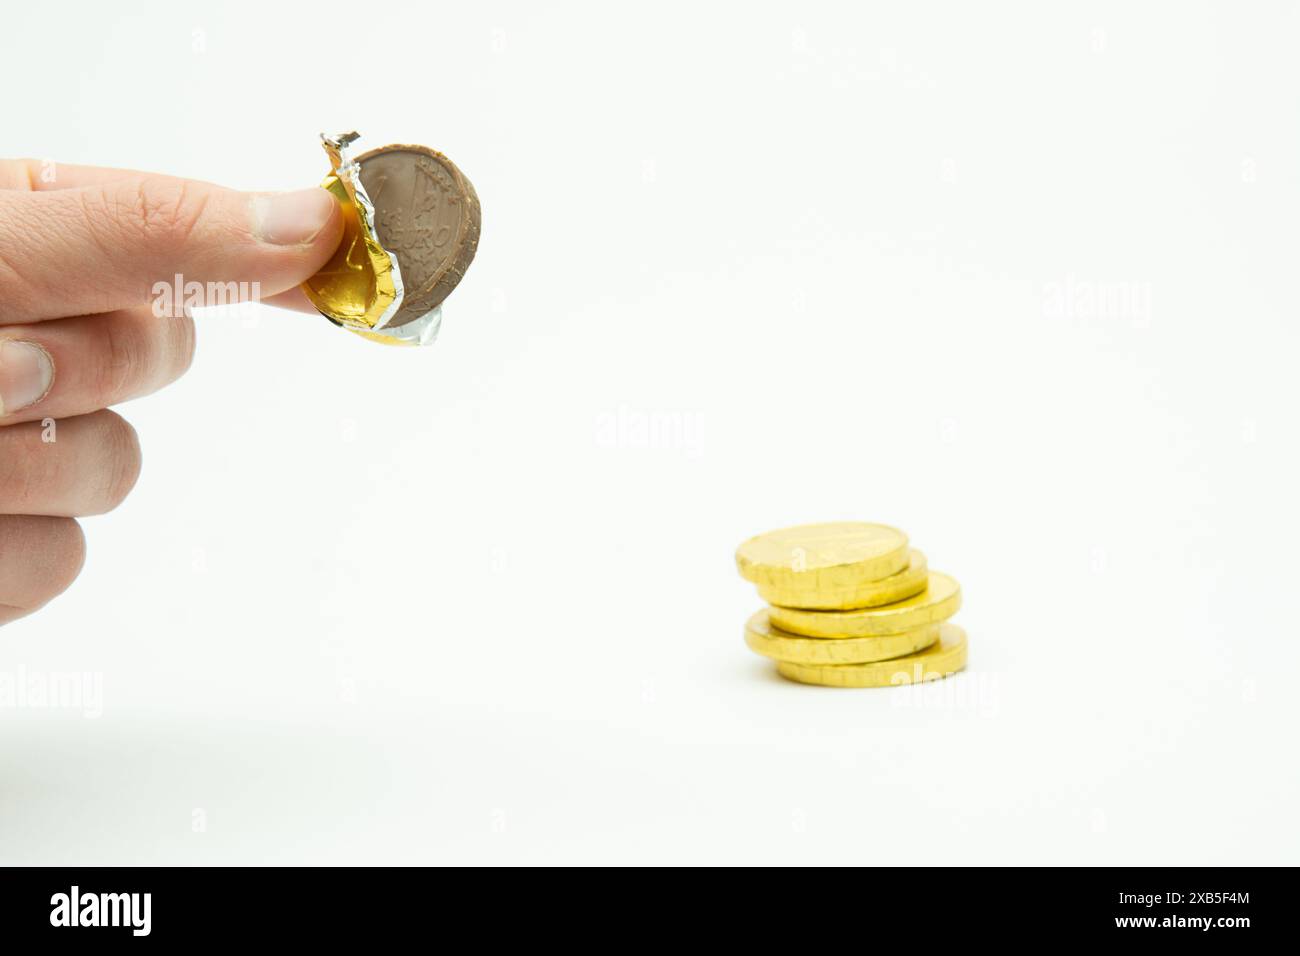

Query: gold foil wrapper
left=301, top=131, right=408, bottom=343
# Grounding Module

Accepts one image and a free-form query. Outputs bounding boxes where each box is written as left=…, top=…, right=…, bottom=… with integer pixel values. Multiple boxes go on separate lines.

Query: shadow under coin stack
left=735, top=522, right=969, bottom=687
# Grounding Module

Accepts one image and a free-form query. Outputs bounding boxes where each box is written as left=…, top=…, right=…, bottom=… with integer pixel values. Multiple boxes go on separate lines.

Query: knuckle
left=0, top=195, right=44, bottom=312
left=86, top=312, right=194, bottom=407
left=0, top=425, right=50, bottom=510
left=171, top=312, right=197, bottom=380
left=0, top=516, right=86, bottom=615
left=109, top=176, right=211, bottom=249
left=0, top=413, right=142, bottom=516
left=93, top=411, right=142, bottom=513
left=34, top=518, right=87, bottom=605
left=0, top=515, right=85, bottom=617
left=88, top=315, right=153, bottom=403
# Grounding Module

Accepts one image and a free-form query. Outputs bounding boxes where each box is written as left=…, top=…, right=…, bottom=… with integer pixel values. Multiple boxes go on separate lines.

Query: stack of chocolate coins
left=735, top=522, right=968, bottom=687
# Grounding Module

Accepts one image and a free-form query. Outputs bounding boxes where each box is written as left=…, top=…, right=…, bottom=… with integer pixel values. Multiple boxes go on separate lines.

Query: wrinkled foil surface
left=301, top=131, right=416, bottom=344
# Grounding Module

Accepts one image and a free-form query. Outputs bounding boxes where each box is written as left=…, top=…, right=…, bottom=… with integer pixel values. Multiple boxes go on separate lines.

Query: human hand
left=0, top=159, right=343, bottom=625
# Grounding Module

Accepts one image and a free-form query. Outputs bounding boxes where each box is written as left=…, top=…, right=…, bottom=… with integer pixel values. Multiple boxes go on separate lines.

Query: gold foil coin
left=744, top=610, right=939, bottom=665
left=759, top=549, right=929, bottom=610
left=735, top=522, right=909, bottom=594
left=768, top=571, right=961, bottom=638
left=776, top=624, right=968, bottom=688
left=302, top=132, right=400, bottom=333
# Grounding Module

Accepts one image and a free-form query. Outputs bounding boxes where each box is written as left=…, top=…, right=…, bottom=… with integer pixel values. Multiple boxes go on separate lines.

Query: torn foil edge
left=322, top=131, right=406, bottom=333
left=358, top=305, right=443, bottom=346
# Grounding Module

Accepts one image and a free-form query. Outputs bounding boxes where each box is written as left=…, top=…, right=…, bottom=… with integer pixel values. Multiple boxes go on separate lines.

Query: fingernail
left=0, top=341, right=55, bottom=416
left=250, top=188, right=337, bottom=245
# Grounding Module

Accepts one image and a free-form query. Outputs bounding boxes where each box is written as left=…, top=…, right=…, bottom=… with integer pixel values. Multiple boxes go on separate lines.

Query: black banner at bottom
left=0, top=866, right=1286, bottom=943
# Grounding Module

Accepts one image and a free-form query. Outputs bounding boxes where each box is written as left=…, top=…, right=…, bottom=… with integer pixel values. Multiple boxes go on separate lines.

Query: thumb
left=0, top=176, right=343, bottom=325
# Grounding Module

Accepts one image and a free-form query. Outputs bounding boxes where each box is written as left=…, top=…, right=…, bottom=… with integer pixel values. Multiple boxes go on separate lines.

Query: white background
left=2, top=0, right=1297, bottom=865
